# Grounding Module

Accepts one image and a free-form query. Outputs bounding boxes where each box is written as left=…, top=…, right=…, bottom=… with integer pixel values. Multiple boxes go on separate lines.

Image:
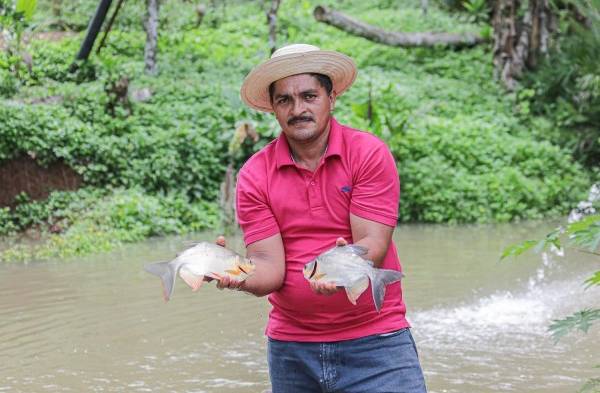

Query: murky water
left=1, top=221, right=598, bottom=393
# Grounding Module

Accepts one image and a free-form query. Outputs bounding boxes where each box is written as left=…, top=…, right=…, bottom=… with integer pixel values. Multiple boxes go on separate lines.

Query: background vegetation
left=0, top=0, right=597, bottom=261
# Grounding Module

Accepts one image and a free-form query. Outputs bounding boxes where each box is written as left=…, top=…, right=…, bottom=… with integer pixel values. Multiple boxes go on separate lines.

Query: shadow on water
left=0, top=221, right=598, bottom=392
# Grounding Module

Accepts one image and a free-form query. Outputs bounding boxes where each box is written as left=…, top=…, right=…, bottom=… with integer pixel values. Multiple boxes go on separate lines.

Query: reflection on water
left=0, top=222, right=598, bottom=392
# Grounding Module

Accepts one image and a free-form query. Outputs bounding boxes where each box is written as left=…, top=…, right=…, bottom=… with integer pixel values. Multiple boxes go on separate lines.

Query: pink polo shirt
left=236, top=117, right=408, bottom=342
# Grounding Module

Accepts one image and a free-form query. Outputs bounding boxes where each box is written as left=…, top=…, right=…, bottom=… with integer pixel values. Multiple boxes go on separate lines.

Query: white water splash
left=568, top=183, right=599, bottom=223
left=411, top=269, right=598, bottom=347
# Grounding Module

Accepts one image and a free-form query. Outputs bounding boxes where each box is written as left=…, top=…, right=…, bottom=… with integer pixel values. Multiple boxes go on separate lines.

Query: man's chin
left=287, top=123, right=314, bottom=133
left=285, top=127, right=317, bottom=142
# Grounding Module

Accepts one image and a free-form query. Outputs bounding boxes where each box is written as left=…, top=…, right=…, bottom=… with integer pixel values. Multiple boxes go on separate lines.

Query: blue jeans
left=267, top=328, right=427, bottom=393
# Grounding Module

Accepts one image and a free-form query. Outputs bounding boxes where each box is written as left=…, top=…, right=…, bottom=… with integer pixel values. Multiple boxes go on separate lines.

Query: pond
left=0, top=221, right=598, bottom=392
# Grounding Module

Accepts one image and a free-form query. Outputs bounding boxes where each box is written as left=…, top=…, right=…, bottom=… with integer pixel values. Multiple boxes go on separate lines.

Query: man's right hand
left=215, top=235, right=245, bottom=291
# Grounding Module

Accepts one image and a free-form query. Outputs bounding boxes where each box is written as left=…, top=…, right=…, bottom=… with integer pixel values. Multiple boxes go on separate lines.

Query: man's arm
left=349, top=213, right=394, bottom=268
left=216, top=233, right=285, bottom=297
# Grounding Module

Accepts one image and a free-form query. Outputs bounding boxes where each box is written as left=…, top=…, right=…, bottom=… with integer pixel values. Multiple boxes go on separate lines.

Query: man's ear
left=329, top=91, right=337, bottom=112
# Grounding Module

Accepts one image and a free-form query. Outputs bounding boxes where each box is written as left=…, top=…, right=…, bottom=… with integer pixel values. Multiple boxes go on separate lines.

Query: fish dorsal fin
left=347, top=244, right=368, bottom=256
left=176, top=242, right=201, bottom=257
left=344, top=276, right=369, bottom=305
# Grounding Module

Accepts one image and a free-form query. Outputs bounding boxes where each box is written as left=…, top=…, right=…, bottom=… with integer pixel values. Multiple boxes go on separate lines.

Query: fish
left=144, top=241, right=255, bottom=301
left=303, top=244, right=404, bottom=312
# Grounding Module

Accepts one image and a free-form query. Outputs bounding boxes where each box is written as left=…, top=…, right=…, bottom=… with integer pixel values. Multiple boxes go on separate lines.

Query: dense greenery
left=524, top=0, right=600, bottom=168
left=0, top=0, right=596, bottom=260
left=0, top=187, right=217, bottom=261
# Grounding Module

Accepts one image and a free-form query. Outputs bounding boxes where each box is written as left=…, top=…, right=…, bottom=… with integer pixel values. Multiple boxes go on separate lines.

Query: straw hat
left=240, top=44, right=357, bottom=113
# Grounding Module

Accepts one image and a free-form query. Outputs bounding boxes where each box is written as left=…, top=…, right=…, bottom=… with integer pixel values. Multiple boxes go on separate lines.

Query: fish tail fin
left=144, top=261, right=176, bottom=301
left=370, top=268, right=404, bottom=313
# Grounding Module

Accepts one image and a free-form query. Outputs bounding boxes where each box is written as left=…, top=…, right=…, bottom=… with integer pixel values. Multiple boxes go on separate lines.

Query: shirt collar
left=275, top=117, right=343, bottom=170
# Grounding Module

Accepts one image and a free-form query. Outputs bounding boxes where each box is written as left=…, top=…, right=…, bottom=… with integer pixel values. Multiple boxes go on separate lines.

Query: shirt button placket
left=308, top=177, right=321, bottom=209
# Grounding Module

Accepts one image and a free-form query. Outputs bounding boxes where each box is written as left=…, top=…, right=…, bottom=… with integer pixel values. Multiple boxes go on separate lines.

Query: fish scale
left=303, top=244, right=404, bottom=312
left=144, top=242, right=255, bottom=301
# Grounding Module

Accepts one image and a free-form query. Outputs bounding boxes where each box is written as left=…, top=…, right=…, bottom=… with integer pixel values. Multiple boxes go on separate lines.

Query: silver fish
left=303, top=244, right=404, bottom=312
left=144, top=241, right=255, bottom=301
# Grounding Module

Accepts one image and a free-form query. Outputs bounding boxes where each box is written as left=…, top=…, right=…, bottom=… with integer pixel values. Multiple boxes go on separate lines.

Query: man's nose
left=291, top=97, right=306, bottom=116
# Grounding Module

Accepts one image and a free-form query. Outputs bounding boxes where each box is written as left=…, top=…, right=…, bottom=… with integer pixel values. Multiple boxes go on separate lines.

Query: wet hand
left=214, top=235, right=244, bottom=291
left=215, top=274, right=244, bottom=291
left=309, top=237, right=347, bottom=295
left=310, top=280, right=339, bottom=295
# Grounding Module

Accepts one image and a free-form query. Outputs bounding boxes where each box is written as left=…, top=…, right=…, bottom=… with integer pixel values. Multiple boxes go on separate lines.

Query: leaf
left=15, top=0, right=37, bottom=21
left=578, top=378, right=600, bottom=393
left=549, top=309, right=600, bottom=342
left=568, top=215, right=600, bottom=252
left=535, top=227, right=564, bottom=252
left=567, top=215, right=600, bottom=234
left=584, top=271, right=600, bottom=289
left=500, top=240, right=537, bottom=260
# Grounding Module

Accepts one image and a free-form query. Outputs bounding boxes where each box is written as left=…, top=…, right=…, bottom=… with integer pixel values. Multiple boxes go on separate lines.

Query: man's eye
left=305, top=94, right=316, bottom=100
left=277, top=97, right=288, bottom=104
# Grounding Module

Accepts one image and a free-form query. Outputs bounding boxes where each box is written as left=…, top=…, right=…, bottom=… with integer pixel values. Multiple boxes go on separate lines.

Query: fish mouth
left=308, top=261, right=318, bottom=279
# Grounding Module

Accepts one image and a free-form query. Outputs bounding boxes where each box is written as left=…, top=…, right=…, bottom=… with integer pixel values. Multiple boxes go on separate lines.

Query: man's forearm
left=353, top=236, right=390, bottom=268
left=240, top=256, right=284, bottom=296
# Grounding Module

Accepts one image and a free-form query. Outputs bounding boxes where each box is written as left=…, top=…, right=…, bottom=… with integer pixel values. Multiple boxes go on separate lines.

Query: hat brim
left=240, top=50, right=357, bottom=113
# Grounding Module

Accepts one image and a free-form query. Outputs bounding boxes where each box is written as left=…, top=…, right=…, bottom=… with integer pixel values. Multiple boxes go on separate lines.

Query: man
left=218, top=44, right=427, bottom=393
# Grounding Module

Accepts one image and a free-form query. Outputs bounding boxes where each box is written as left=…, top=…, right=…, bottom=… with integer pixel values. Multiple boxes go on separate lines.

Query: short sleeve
left=236, top=163, right=280, bottom=246
left=349, top=142, right=400, bottom=227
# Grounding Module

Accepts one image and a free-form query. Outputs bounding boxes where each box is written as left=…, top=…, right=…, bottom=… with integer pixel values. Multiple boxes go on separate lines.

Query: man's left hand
left=309, top=237, right=347, bottom=296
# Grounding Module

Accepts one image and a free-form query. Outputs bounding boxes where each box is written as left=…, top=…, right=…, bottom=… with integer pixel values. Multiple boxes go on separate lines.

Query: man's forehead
left=272, top=74, right=322, bottom=94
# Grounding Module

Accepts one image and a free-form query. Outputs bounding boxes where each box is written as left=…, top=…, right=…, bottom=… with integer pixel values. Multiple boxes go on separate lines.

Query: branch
left=313, top=5, right=487, bottom=48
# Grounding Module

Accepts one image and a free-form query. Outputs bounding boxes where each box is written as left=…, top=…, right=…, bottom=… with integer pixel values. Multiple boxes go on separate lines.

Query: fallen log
left=313, top=5, right=487, bottom=48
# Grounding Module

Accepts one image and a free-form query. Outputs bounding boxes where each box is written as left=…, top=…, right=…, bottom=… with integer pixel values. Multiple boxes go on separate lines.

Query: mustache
left=288, top=116, right=314, bottom=125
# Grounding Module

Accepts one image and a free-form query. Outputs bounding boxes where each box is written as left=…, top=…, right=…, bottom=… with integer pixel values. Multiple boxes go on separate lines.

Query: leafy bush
left=0, top=0, right=596, bottom=260
left=524, top=0, right=600, bottom=167
left=0, top=188, right=218, bottom=262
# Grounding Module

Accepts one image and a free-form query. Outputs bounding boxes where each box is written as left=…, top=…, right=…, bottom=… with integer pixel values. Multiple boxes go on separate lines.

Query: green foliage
left=15, top=0, right=36, bottom=20
left=0, top=0, right=596, bottom=260
left=0, top=207, right=18, bottom=235
left=585, top=271, right=600, bottom=289
left=0, top=0, right=38, bottom=94
left=502, top=214, right=600, bottom=259
left=570, top=214, right=600, bottom=252
left=0, top=188, right=218, bottom=262
left=502, top=193, right=600, bottom=344
left=500, top=240, right=539, bottom=260
left=578, top=376, right=600, bottom=393
left=461, top=0, right=490, bottom=23
left=524, top=0, right=600, bottom=167
left=548, top=309, right=600, bottom=342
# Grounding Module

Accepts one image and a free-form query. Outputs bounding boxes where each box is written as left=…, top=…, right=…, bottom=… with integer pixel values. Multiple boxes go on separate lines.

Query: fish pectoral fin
left=179, top=267, right=205, bottom=292
left=344, top=277, right=369, bottom=305
left=313, top=272, right=327, bottom=281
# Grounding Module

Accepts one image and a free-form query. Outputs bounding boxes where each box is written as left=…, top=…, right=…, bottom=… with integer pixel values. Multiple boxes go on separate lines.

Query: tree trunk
left=313, top=5, right=486, bottom=48
left=266, top=0, right=282, bottom=55
left=492, top=0, right=554, bottom=90
left=52, top=0, right=61, bottom=18
left=144, top=0, right=159, bottom=75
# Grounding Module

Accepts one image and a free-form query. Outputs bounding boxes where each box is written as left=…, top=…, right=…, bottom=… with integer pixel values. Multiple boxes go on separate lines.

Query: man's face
left=270, top=74, right=336, bottom=144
